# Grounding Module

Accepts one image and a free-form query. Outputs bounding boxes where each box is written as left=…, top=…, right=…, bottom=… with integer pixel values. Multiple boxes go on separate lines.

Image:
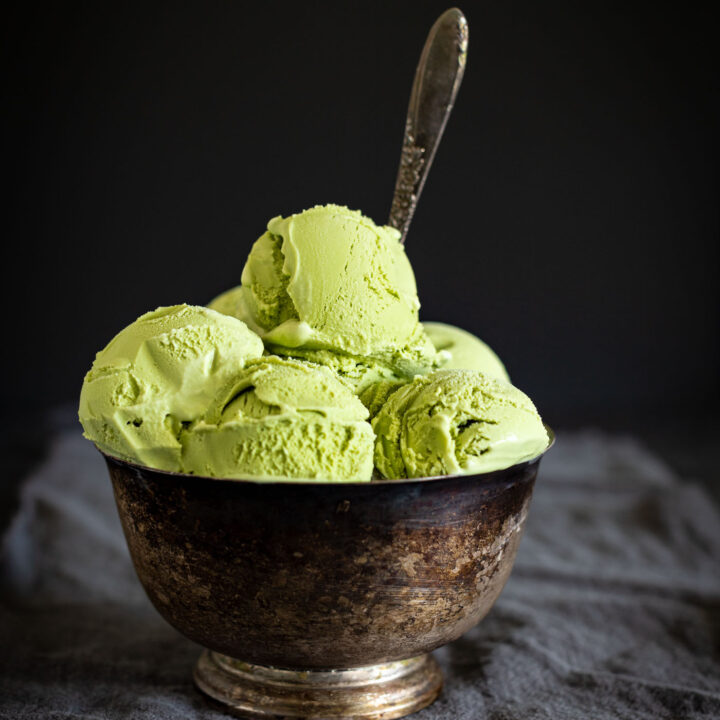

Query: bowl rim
left=100, top=426, right=554, bottom=487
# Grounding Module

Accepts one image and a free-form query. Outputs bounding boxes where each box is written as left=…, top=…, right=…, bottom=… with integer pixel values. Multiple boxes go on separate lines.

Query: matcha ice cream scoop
left=372, top=369, right=548, bottom=479
left=209, top=204, right=441, bottom=391
left=78, top=304, right=264, bottom=471
left=233, top=204, right=425, bottom=356
left=181, top=357, right=374, bottom=481
left=423, top=321, right=509, bottom=381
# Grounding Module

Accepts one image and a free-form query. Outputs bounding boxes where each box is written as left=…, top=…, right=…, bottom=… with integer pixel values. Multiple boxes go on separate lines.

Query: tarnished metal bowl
left=102, top=435, right=552, bottom=719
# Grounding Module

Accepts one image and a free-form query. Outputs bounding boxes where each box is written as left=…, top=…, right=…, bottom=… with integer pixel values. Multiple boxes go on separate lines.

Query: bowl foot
left=193, top=650, right=443, bottom=719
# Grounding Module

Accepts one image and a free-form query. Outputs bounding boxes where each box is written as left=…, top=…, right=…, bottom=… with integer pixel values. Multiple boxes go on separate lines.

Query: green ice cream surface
left=233, top=205, right=424, bottom=356
left=181, top=357, right=374, bottom=481
left=78, top=305, right=264, bottom=471
left=423, top=322, right=510, bottom=381
left=81, top=206, right=549, bottom=483
left=372, top=369, right=548, bottom=479
left=208, top=285, right=245, bottom=319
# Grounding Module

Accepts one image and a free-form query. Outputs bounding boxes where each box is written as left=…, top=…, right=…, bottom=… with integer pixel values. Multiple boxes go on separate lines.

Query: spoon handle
left=388, top=8, right=468, bottom=243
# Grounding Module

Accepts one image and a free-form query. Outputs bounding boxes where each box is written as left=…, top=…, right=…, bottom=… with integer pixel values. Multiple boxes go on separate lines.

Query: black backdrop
left=3, top=1, right=718, bottom=431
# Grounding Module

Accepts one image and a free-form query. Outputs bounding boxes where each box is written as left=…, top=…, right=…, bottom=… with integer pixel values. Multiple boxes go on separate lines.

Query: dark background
left=3, top=1, right=718, bottom=442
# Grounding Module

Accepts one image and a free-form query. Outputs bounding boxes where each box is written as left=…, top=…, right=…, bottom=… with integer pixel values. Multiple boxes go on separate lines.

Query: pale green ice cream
left=230, top=205, right=430, bottom=355
left=209, top=204, right=441, bottom=391
left=359, top=323, right=509, bottom=418
left=266, top=325, right=439, bottom=393
left=423, top=322, right=509, bottom=381
left=181, top=357, right=374, bottom=481
left=372, top=369, right=549, bottom=479
left=210, top=289, right=438, bottom=393
left=82, top=205, right=548, bottom=483
left=358, top=379, right=407, bottom=419
left=204, top=312, right=440, bottom=394
left=78, top=304, right=264, bottom=471
left=208, top=285, right=244, bottom=319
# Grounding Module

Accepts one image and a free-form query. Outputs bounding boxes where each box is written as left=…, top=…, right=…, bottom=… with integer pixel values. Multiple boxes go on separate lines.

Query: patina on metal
left=194, top=652, right=442, bottom=719
left=104, top=440, right=550, bottom=719
left=388, top=8, right=468, bottom=243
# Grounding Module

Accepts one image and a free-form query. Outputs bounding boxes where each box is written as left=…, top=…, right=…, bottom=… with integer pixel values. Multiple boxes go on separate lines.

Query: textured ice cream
left=210, top=292, right=436, bottom=393
left=358, top=322, right=510, bottom=419
left=210, top=204, right=441, bottom=390
left=80, top=205, right=549, bottom=482
left=78, top=305, right=263, bottom=471
left=266, top=332, right=438, bottom=393
left=181, top=357, right=374, bottom=481
left=372, top=369, right=548, bottom=479
left=359, top=379, right=407, bottom=419
left=230, top=205, right=429, bottom=354
left=208, top=285, right=244, bottom=319
left=424, top=322, right=509, bottom=381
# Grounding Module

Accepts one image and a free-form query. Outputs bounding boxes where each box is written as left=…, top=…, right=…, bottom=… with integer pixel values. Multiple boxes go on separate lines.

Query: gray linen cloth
left=1, top=430, right=719, bottom=719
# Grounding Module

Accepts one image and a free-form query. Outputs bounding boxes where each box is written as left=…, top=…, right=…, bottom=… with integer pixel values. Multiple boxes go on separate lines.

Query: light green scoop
left=372, top=369, right=549, bottom=478
left=423, top=322, right=509, bottom=381
left=181, top=357, right=374, bottom=481
left=78, top=304, right=264, bottom=471
left=208, top=204, right=442, bottom=391
left=234, top=204, right=422, bottom=355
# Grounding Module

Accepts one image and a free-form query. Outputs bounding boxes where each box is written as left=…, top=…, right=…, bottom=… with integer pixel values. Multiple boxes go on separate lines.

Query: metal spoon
left=388, top=8, right=468, bottom=243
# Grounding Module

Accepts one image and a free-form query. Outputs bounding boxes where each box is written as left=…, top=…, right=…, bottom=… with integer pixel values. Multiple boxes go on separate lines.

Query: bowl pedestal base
left=193, top=650, right=443, bottom=719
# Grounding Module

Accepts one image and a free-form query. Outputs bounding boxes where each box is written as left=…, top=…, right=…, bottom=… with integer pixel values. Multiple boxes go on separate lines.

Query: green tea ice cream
left=233, top=204, right=422, bottom=354
left=424, top=322, right=509, bottom=381
left=207, top=285, right=244, bottom=320
left=80, top=204, right=550, bottom=482
left=372, top=369, right=548, bottom=479
left=79, top=305, right=263, bottom=471
left=182, top=357, right=374, bottom=481
left=210, top=204, right=440, bottom=391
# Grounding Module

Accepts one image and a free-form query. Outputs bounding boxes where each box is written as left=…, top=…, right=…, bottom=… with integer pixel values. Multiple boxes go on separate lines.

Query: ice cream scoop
left=78, top=304, right=263, bottom=471
left=423, top=321, right=509, bottom=381
left=372, top=369, right=548, bottom=479
left=231, top=204, right=425, bottom=356
left=181, top=357, right=374, bottom=481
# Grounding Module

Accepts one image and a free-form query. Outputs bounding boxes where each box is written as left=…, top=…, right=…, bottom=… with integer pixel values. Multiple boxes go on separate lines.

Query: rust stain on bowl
left=106, top=454, right=540, bottom=670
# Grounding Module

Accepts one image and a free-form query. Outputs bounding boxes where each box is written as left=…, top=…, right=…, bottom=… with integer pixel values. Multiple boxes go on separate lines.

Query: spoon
left=388, top=8, right=468, bottom=243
